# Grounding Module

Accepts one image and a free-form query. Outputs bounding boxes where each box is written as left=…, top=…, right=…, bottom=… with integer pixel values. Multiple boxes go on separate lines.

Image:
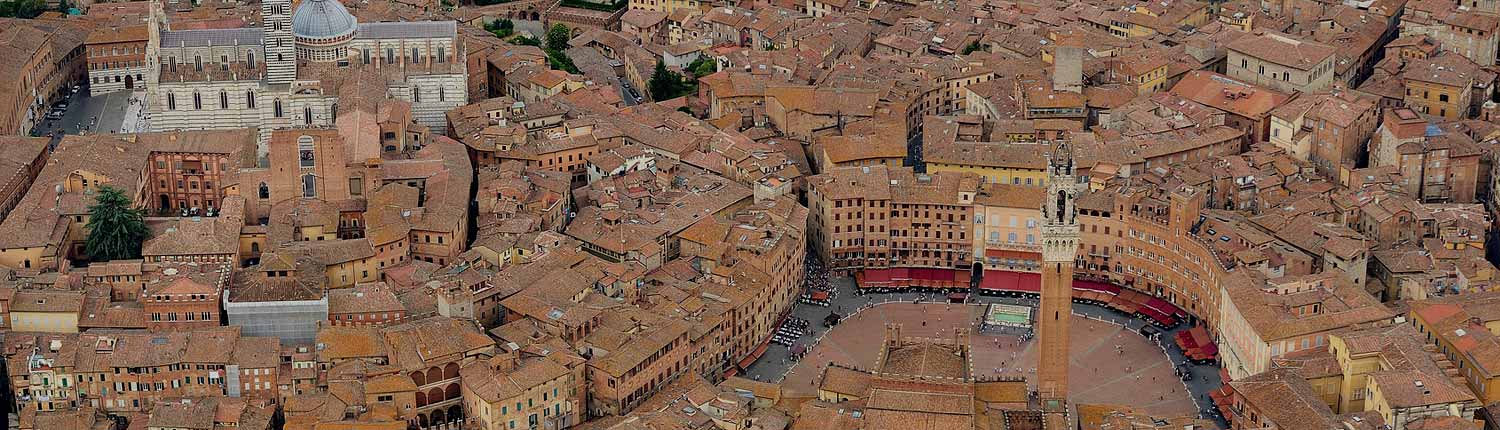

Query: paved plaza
left=744, top=271, right=1227, bottom=425
left=774, top=302, right=1197, bottom=416
left=32, top=89, right=147, bottom=137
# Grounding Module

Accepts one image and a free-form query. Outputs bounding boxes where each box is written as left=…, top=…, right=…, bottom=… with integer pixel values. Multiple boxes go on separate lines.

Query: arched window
left=298, top=136, right=316, bottom=167
left=1055, top=190, right=1067, bottom=221
left=273, top=99, right=283, bottom=118
left=301, top=174, right=316, bottom=198
left=257, top=182, right=269, bottom=199
left=303, top=106, right=312, bottom=125
left=246, top=51, right=256, bottom=68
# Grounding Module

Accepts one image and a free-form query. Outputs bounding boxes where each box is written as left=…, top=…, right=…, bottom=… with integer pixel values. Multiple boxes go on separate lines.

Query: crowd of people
left=799, top=257, right=836, bottom=307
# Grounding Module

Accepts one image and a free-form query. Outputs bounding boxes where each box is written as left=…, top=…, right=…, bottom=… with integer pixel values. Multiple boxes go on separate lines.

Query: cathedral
left=146, top=0, right=468, bottom=145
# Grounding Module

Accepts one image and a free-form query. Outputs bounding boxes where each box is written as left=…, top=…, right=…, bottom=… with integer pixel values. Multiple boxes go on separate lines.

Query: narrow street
left=564, top=46, right=639, bottom=106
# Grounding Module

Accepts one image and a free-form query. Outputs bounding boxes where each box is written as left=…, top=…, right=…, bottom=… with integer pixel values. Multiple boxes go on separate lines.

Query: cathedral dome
left=291, top=0, right=358, bottom=41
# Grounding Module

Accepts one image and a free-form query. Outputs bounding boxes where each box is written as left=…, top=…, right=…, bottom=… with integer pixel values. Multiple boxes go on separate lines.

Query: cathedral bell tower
left=1038, top=140, right=1081, bottom=428
left=262, top=0, right=296, bottom=85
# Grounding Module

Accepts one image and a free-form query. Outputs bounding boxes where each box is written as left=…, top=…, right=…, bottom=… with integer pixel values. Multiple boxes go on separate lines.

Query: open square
left=779, top=302, right=1197, bottom=416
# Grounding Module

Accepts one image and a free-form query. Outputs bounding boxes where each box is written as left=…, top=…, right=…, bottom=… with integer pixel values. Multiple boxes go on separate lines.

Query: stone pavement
left=742, top=273, right=1228, bottom=427
left=32, top=89, right=138, bottom=137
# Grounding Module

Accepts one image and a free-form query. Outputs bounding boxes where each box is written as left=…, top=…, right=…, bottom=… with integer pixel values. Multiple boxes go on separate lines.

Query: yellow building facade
left=627, top=0, right=700, bottom=14
left=971, top=183, right=1046, bottom=271
left=925, top=163, right=1048, bottom=188
left=1404, top=79, right=1470, bottom=120
left=11, top=311, right=80, bottom=333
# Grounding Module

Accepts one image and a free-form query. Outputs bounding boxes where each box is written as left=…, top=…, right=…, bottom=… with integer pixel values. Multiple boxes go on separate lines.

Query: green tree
left=962, top=40, right=982, bottom=55
left=648, top=61, right=678, bottom=101
left=687, top=56, right=716, bottom=78
left=83, top=186, right=149, bottom=262
left=486, top=20, right=514, bottom=39
left=648, top=61, right=698, bottom=101
left=546, top=23, right=571, bottom=51
left=0, top=0, right=46, bottom=18
left=510, top=34, right=541, bottom=46
left=545, top=49, right=580, bottom=74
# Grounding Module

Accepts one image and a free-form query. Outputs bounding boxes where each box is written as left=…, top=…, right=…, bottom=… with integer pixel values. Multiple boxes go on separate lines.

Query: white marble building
left=147, top=0, right=466, bottom=138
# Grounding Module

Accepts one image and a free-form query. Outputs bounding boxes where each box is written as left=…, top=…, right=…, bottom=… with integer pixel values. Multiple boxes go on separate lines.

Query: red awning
left=982, top=270, right=1018, bottom=291
left=1175, top=330, right=1198, bottom=349
left=1189, top=326, right=1217, bottom=357
left=810, top=291, right=829, bottom=301
left=738, top=342, right=769, bottom=369
left=911, top=268, right=951, bottom=281
left=890, top=268, right=910, bottom=281
left=1017, top=273, right=1041, bottom=292
left=1073, top=279, right=1121, bottom=295
left=1189, top=326, right=1211, bottom=345
left=948, top=292, right=968, bottom=300
left=979, top=270, right=1041, bottom=293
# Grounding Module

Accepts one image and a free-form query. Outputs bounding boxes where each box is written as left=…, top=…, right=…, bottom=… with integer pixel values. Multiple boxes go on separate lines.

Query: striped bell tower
left=262, top=0, right=295, bottom=85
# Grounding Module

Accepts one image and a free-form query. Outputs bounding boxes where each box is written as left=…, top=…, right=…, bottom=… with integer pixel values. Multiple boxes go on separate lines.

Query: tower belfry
left=262, top=0, right=296, bottom=85
left=1037, top=140, right=1081, bottom=428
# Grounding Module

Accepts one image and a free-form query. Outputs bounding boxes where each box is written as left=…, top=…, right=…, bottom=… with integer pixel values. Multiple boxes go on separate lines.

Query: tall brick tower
left=1038, top=140, right=1081, bottom=427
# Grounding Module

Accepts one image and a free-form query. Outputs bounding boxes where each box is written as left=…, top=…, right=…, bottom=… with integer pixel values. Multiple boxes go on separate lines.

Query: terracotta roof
left=328, top=283, right=405, bottom=315
left=819, top=365, right=872, bottom=397
left=380, top=316, right=493, bottom=370
left=1228, top=31, right=1335, bottom=71
left=621, top=9, right=668, bottom=29
left=148, top=399, right=216, bottom=429
left=460, top=355, right=571, bottom=403
left=316, top=325, right=387, bottom=361
left=10, top=289, right=84, bottom=313
left=807, top=166, right=892, bottom=201
left=1169, top=71, right=1290, bottom=118
left=1230, top=367, right=1338, bottom=428
left=925, top=141, right=1048, bottom=170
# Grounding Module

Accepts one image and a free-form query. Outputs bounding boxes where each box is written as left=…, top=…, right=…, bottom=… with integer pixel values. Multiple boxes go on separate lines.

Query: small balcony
left=984, top=240, right=1042, bottom=253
